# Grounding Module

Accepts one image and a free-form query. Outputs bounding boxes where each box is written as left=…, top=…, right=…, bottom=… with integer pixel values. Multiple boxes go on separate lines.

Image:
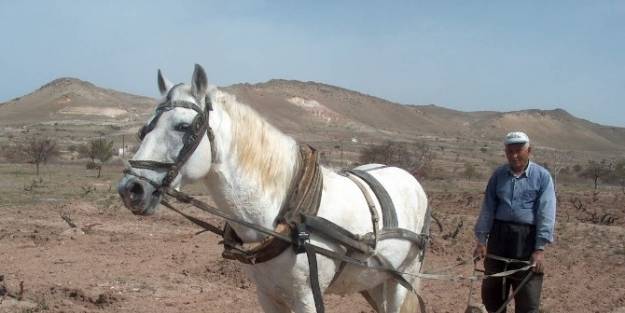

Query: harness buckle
left=293, top=223, right=309, bottom=254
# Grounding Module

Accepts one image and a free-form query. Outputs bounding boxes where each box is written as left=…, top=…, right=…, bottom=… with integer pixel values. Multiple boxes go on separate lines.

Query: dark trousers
left=482, top=220, right=543, bottom=313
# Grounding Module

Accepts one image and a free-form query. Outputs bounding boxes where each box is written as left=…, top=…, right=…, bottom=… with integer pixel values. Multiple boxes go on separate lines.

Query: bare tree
left=410, top=141, right=434, bottom=178
left=11, top=137, right=59, bottom=176
left=550, top=149, right=573, bottom=194
left=463, top=162, right=478, bottom=180
left=614, top=159, right=625, bottom=194
left=580, top=159, right=613, bottom=192
left=359, top=140, right=434, bottom=178
left=81, top=138, right=114, bottom=178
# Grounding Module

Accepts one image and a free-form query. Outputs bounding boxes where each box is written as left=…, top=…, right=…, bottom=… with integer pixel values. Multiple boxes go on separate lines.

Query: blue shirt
left=474, top=161, right=556, bottom=250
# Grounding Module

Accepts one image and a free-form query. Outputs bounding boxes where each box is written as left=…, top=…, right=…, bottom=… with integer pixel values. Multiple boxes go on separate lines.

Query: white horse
left=117, top=65, right=429, bottom=313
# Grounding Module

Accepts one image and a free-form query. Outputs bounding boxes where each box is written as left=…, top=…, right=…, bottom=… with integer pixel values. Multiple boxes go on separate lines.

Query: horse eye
left=175, top=123, right=191, bottom=132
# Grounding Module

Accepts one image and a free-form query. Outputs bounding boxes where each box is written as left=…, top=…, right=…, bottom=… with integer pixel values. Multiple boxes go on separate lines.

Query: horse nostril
left=129, top=182, right=144, bottom=203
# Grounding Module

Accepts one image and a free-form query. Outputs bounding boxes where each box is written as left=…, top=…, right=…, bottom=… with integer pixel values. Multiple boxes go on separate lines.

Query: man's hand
left=473, top=242, right=487, bottom=263
left=530, top=250, right=545, bottom=273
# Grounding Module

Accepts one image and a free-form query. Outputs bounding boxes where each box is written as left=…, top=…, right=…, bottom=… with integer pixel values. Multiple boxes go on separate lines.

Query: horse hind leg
left=362, top=255, right=424, bottom=313
left=361, top=280, right=424, bottom=313
left=360, top=280, right=407, bottom=313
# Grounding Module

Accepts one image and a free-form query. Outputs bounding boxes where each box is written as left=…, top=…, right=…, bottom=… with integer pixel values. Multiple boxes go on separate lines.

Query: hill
left=1, top=77, right=624, bottom=154
left=225, top=80, right=625, bottom=151
left=0, top=78, right=154, bottom=126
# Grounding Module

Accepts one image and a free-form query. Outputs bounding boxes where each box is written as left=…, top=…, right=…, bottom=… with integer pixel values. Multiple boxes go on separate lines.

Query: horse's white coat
left=128, top=66, right=428, bottom=313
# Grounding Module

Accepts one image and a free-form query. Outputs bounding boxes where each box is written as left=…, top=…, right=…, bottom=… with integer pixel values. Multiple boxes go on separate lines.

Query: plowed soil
left=1, top=164, right=624, bottom=313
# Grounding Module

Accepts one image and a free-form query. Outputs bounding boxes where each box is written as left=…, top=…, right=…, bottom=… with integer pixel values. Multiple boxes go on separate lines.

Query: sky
left=1, top=1, right=624, bottom=127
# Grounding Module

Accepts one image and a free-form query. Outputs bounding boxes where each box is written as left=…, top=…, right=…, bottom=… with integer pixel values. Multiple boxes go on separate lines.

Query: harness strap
left=128, top=160, right=175, bottom=170
left=161, top=200, right=224, bottom=236
left=130, top=95, right=216, bottom=189
left=221, top=223, right=291, bottom=264
left=160, top=188, right=533, bottom=313
left=344, top=171, right=379, bottom=248
left=304, top=243, right=325, bottom=313
left=347, top=169, right=398, bottom=229
left=378, top=228, right=428, bottom=251
left=276, top=145, right=323, bottom=225
left=221, top=145, right=323, bottom=264
left=164, top=188, right=293, bottom=243
left=419, top=206, right=432, bottom=264
left=302, top=215, right=374, bottom=255
left=374, top=254, right=415, bottom=292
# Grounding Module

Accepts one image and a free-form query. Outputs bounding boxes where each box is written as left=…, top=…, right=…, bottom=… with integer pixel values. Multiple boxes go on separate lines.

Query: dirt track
left=1, top=164, right=625, bottom=313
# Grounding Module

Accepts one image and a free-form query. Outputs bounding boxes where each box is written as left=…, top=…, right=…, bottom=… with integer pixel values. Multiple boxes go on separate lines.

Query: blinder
left=126, top=96, right=215, bottom=189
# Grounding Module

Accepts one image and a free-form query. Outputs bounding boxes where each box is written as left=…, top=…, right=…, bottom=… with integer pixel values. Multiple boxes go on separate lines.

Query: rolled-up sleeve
left=534, top=172, right=556, bottom=250
left=475, top=172, right=498, bottom=244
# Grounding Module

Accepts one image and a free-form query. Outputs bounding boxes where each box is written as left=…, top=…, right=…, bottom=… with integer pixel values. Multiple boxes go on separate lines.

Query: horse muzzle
left=117, top=175, right=162, bottom=215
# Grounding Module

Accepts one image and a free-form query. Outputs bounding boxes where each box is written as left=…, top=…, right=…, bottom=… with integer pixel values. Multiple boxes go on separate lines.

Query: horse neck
left=205, top=91, right=299, bottom=242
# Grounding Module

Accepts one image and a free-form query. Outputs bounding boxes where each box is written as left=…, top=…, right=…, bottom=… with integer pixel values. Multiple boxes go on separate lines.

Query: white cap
left=504, top=131, right=530, bottom=145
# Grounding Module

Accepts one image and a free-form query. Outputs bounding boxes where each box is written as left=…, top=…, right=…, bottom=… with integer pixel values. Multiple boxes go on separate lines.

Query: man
left=473, top=131, right=556, bottom=313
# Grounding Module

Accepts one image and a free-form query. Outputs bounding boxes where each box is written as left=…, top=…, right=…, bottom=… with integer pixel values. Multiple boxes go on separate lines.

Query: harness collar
left=221, top=145, right=323, bottom=264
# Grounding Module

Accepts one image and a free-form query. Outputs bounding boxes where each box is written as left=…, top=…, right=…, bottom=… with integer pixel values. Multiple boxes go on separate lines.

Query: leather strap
left=305, top=243, right=325, bottom=313
left=221, top=145, right=324, bottom=264
left=221, top=223, right=292, bottom=264
left=302, top=215, right=373, bottom=255
left=347, top=169, right=397, bottom=229
left=277, top=145, right=323, bottom=225
left=129, top=95, right=216, bottom=189
left=344, top=171, right=379, bottom=249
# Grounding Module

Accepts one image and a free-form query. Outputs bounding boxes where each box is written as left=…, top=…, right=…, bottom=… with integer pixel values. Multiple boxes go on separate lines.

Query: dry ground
left=1, top=163, right=624, bottom=313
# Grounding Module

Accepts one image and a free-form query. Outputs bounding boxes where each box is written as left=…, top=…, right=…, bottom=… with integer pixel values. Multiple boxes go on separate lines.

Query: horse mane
left=211, top=89, right=298, bottom=197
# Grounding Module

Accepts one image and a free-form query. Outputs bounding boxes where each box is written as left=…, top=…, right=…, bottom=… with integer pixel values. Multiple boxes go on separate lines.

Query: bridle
left=124, top=88, right=216, bottom=190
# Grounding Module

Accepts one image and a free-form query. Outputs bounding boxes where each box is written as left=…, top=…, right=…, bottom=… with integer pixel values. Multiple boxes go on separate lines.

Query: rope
left=161, top=188, right=533, bottom=283
left=160, top=187, right=540, bottom=313
left=494, top=271, right=534, bottom=313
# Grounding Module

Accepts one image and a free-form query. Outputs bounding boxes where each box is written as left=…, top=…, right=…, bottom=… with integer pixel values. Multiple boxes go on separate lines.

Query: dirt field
left=1, top=163, right=624, bottom=313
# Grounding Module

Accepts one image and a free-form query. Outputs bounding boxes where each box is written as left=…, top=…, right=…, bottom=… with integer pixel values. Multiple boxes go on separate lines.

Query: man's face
left=505, top=143, right=531, bottom=172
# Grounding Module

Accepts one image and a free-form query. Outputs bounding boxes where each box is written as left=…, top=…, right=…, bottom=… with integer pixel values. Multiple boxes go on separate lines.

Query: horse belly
left=325, top=265, right=390, bottom=294
left=325, top=238, right=417, bottom=294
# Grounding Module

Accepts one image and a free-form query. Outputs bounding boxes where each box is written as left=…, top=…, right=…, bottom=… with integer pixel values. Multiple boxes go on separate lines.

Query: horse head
left=117, top=64, right=215, bottom=215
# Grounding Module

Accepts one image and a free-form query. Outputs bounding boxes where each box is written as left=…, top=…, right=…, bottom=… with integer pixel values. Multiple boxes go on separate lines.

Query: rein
left=159, top=187, right=534, bottom=282
left=123, top=93, right=533, bottom=313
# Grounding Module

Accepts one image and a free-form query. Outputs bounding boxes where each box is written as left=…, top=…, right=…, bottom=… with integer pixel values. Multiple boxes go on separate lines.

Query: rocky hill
left=0, top=78, right=154, bottom=126
left=1, top=77, right=624, bottom=154
left=225, top=80, right=625, bottom=151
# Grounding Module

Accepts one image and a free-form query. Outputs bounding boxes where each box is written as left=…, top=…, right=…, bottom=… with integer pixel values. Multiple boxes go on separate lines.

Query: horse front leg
left=250, top=250, right=338, bottom=313
left=251, top=272, right=319, bottom=313
left=255, top=281, right=318, bottom=313
left=257, top=289, right=291, bottom=313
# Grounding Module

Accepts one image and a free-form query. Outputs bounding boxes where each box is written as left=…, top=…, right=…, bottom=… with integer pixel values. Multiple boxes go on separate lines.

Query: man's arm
left=531, top=170, right=556, bottom=273
left=534, top=171, right=556, bottom=250
left=474, top=171, right=499, bottom=260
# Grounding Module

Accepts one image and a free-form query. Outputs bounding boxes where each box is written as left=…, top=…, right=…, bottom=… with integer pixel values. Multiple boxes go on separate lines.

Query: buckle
left=293, top=223, right=309, bottom=254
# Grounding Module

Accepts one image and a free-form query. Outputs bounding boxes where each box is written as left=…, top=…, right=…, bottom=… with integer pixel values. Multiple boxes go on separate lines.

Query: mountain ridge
left=1, top=77, right=623, bottom=152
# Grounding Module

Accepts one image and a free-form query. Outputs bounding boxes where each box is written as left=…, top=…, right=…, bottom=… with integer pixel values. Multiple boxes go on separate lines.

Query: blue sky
left=1, top=1, right=624, bottom=127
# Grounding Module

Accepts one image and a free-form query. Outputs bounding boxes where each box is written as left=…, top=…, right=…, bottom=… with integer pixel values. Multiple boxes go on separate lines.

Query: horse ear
left=157, top=69, right=173, bottom=96
left=191, top=64, right=208, bottom=99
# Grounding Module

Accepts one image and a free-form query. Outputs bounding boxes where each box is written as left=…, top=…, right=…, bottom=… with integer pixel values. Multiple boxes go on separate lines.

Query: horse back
left=318, top=163, right=428, bottom=237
